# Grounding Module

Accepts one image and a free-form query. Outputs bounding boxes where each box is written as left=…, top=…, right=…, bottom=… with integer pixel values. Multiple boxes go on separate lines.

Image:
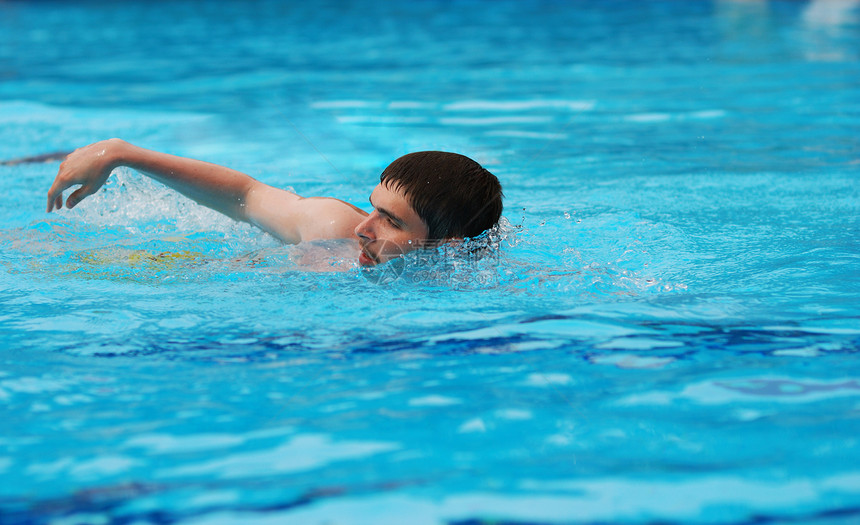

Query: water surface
left=1, top=0, right=859, bottom=523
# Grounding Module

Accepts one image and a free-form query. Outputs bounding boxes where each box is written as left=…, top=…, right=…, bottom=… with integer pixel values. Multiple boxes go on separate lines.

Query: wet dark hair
left=379, top=151, right=503, bottom=240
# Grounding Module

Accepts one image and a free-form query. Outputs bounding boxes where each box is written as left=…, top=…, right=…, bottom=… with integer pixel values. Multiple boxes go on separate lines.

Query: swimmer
left=45, top=139, right=503, bottom=266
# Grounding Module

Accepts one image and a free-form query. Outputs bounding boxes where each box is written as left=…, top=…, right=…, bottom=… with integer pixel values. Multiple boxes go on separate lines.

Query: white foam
left=124, top=433, right=246, bottom=454
left=311, top=100, right=384, bottom=109
left=486, top=130, right=568, bottom=140
left=428, top=317, right=639, bottom=343
left=624, top=112, right=672, bottom=123
left=589, top=354, right=676, bottom=369
left=773, top=347, right=822, bottom=357
left=28, top=455, right=139, bottom=482
left=160, top=434, right=399, bottom=479
left=443, top=100, right=595, bottom=111
left=387, top=101, right=435, bottom=109
left=618, top=376, right=860, bottom=406
left=763, top=324, right=860, bottom=335
left=624, top=109, right=726, bottom=123
left=523, top=373, right=573, bottom=386
left=495, top=409, right=533, bottom=420
left=689, top=109, right=727, bottom=119
left=595, top=337, right=684, bottom=350
left=336, top=115, right=428, bottom=124
left=440, top=116, right=553, bottom=126
left=408, top=395, right=461, bottom=407
left=457, top=418, right=487, bottom=433
left=68, top=455, right=139, bottom=480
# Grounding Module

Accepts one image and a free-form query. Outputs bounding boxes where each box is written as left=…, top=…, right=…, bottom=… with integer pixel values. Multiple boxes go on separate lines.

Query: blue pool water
left=2, top=0, right=860, bottom=523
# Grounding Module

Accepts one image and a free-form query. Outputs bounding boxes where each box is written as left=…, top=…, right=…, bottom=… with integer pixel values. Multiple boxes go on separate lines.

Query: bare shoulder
left=297, top=197, right=368, bottom=242
left=243, top=182, right=367, bottom=244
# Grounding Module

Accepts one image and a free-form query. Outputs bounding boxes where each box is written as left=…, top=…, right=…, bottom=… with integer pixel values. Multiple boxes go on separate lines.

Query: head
left=354, top=151, right=503, bottom=266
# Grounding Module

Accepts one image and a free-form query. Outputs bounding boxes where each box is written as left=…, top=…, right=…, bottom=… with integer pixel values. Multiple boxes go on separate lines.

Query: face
left=354, top=183, right=430, bottom=266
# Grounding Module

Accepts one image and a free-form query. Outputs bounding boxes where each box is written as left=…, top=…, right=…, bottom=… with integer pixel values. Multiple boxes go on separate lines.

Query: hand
left=46, top=139, right=124, bottom=212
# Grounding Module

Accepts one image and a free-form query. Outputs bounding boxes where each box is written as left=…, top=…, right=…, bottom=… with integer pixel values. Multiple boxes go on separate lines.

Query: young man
left=46, top=139, right=503, bottom=266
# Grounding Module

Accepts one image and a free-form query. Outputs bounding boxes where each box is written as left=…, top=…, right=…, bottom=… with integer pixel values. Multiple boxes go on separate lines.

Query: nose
left=354, top=212, right=376, bottom=241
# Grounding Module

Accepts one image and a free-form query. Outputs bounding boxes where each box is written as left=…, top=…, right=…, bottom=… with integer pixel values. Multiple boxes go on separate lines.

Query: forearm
left=110, top=139, right=256, bottom=222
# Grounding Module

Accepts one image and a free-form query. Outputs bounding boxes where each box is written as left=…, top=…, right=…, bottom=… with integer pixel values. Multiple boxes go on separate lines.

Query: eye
left=386, top=216, right=401, bottom=229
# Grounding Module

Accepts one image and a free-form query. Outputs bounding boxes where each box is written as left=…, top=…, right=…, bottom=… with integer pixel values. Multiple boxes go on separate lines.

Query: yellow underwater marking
left=76, top=248, right=205, bottom=268
left=60, top=247, right=210, bottom=283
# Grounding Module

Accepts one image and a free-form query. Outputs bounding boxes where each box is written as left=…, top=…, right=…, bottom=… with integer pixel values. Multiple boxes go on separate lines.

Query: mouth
left=358, top=246, right=378, bottom=266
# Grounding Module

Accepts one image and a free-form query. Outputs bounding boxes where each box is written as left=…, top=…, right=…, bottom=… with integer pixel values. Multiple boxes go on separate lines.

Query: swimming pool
left=2, top=0, right=859, bottom=523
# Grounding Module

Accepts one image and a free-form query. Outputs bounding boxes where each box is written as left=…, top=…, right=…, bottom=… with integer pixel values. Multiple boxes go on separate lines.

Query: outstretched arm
left=46, top=139, right=365, bottom=244
left=47, top=139, right=256, bottom=219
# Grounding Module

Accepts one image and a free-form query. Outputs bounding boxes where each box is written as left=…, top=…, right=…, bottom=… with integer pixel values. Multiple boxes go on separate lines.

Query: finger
left=66, top=186, right=93, bottom=209
left=47, top=188, right=63, bottom=212
left=46, top=178, right=70, bottom=212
